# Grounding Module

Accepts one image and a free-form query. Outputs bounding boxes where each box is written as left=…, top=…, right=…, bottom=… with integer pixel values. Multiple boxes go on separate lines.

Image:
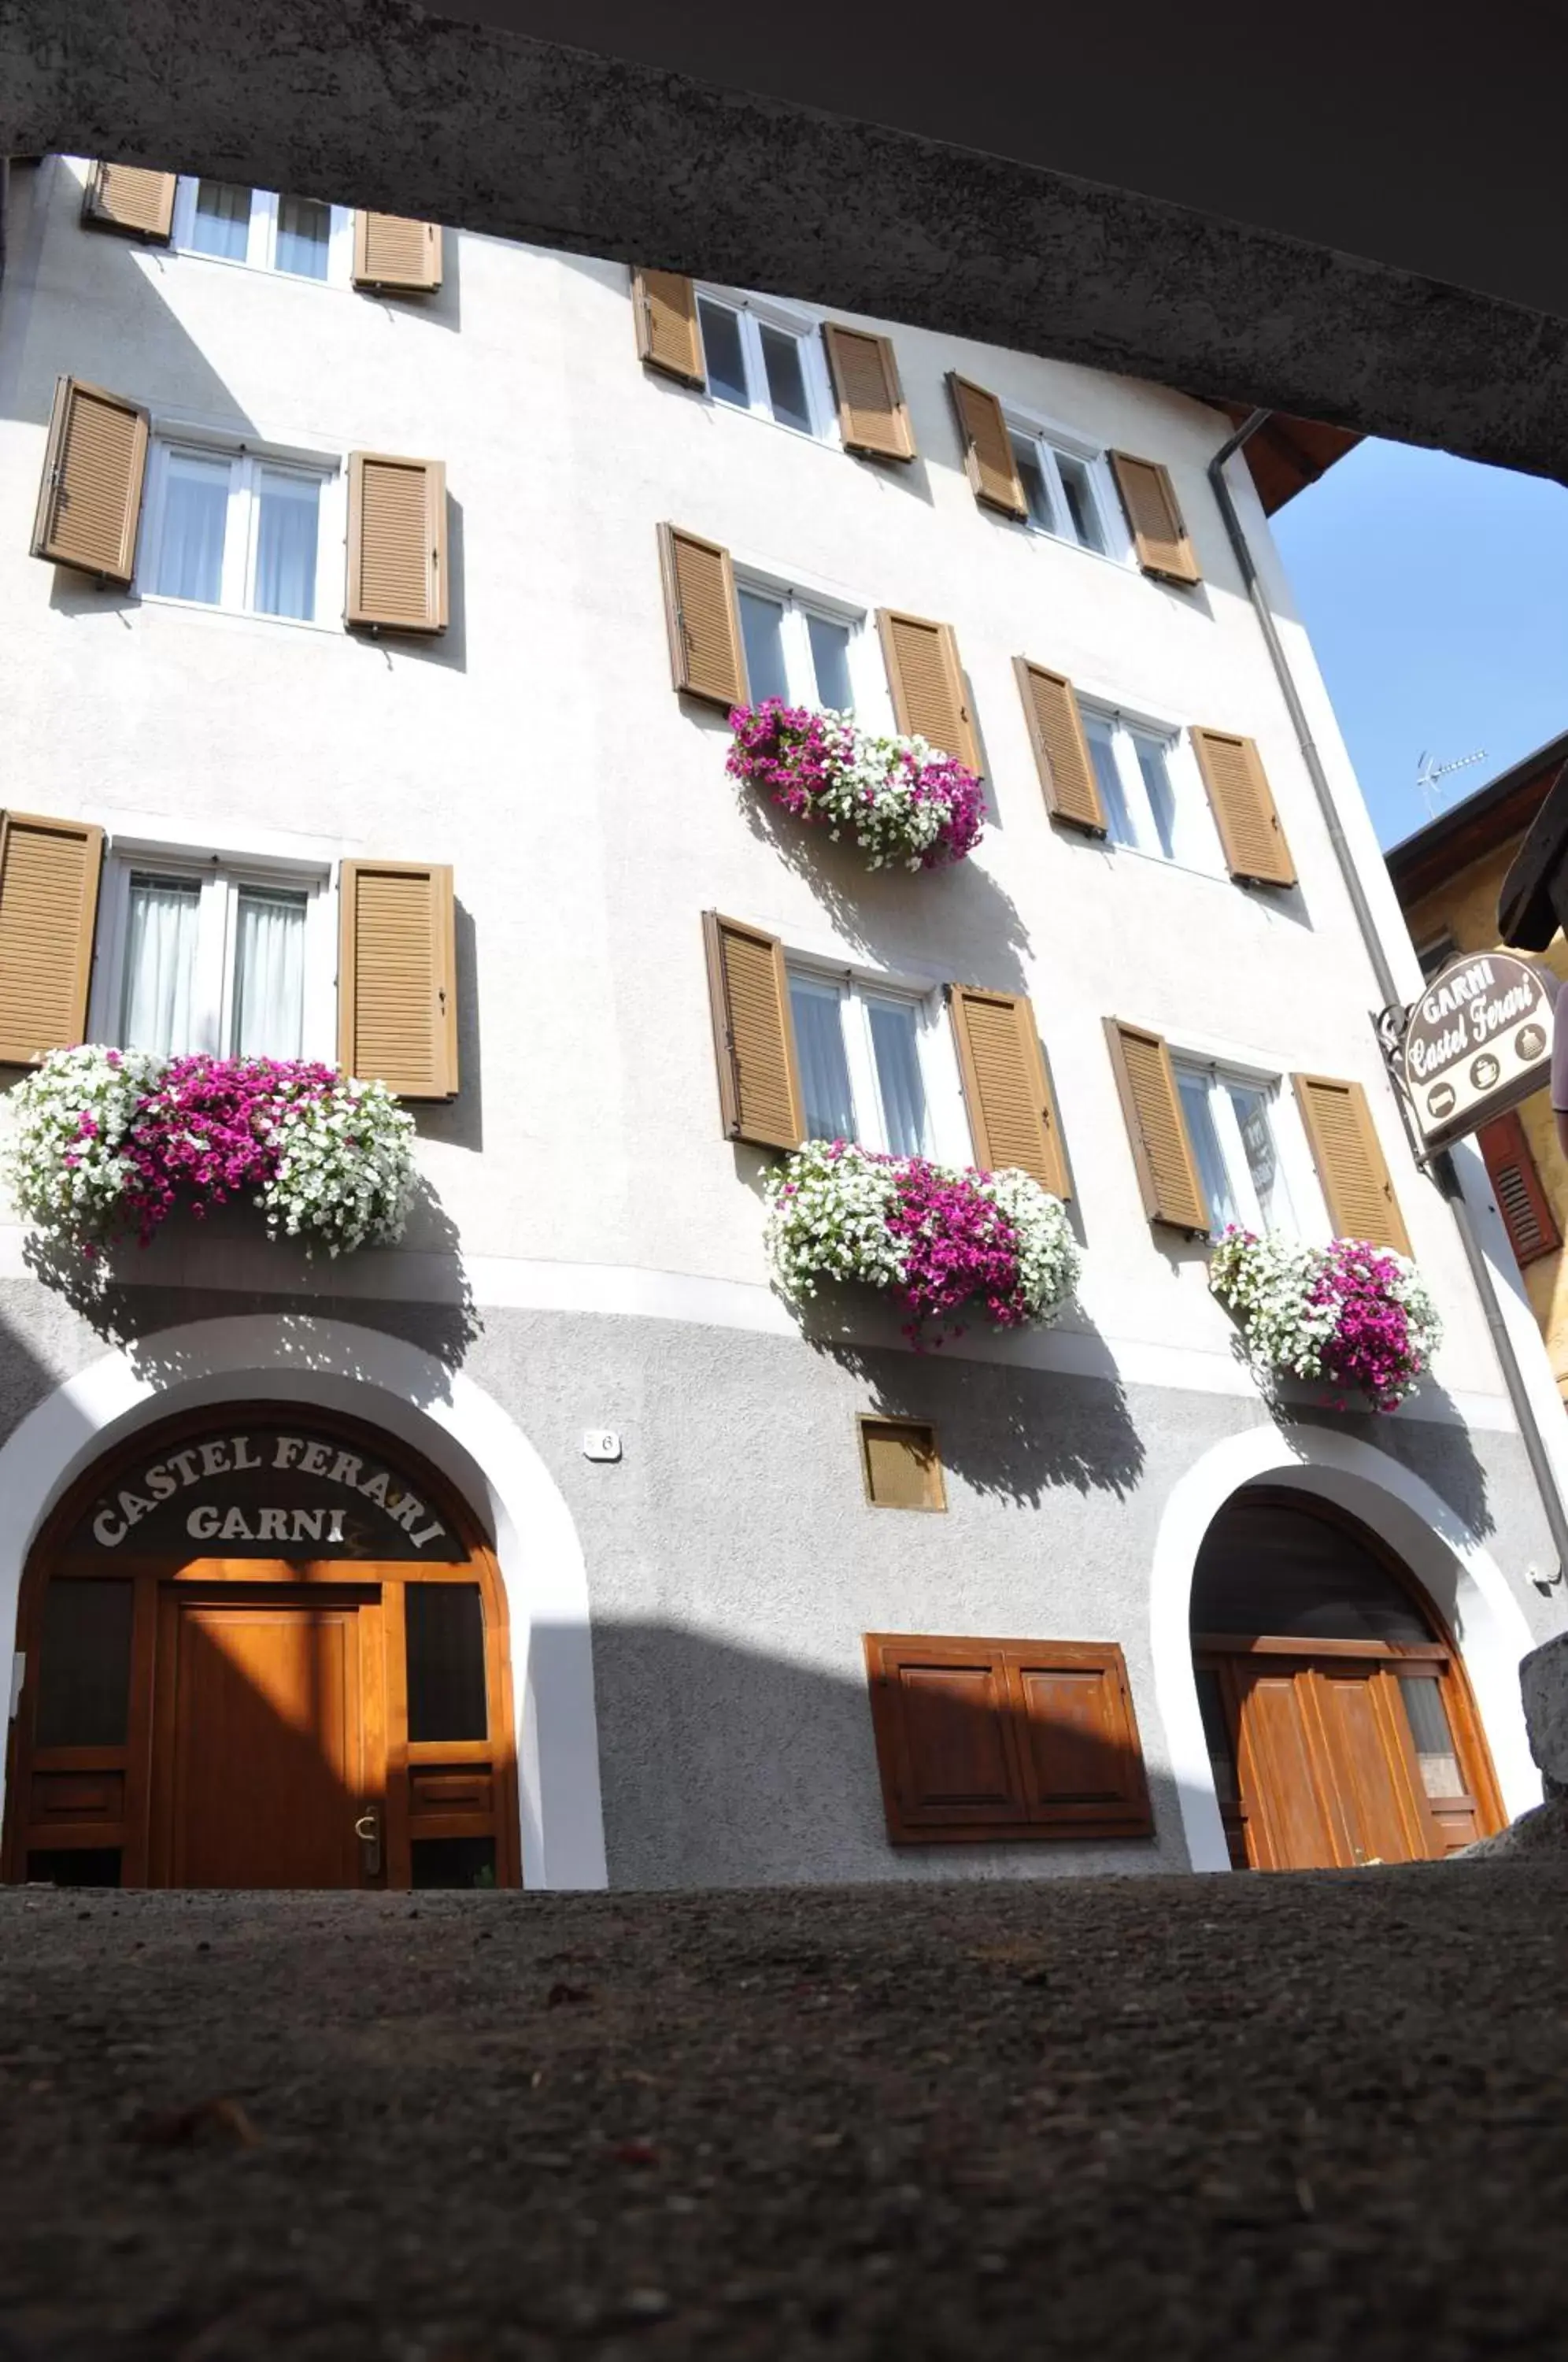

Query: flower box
left=1209, top=1226, right=1441, bottom=1412
left=727, top=698, right=986, bottom=872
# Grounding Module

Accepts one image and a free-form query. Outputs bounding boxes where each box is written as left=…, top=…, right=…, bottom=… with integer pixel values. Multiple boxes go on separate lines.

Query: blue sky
left=1270, top=439, right=1568, bottom=851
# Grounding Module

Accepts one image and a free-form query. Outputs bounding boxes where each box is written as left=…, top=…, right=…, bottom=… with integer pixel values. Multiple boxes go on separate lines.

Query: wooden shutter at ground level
left=1191, top=727, right=1296, bottom=887
left=864, top=1634, right=1152, bottom=1842
left=632, top=270, right=705, bottom=386
left=0, top=813, right=104, bottom=1065
left=660, top=525, right=746, bottom=709
left=338, top=861, right=457, bottom=1100
left=701, top=912, right=804, bottom=1151
left=877, top=610, right=980, bottom=773
left=1109, top=451, right=1201, bottom=585
left=31, top=377, right=149, bottom=585
left=1291, top=1074, right=1411, bottom=1253
left=1013, top=659, right=1105, bottom=833
left=821, top=324, right=915, bottom=461
left=353, top=213, right=443, bottom=292
left=947, top=375, right=1026, bottom=516
left=346, top=454, right=447, bottom=633
left=949, top=985, right=1069, bottom=1197
left=81, top=162, right=176, bottom=242
left=1478, top=1110, right=1561, bottom=1266
left=1105, top=1019, right=1210, bottom=1232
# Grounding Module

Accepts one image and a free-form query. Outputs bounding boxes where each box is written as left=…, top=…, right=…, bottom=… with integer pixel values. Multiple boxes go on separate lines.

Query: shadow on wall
left=415, top=898, right=483, bottom=1155
left=1292, top=1387, right=1495, bottom=1542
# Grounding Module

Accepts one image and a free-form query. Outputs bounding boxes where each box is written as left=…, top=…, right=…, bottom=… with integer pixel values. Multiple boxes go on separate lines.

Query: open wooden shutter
left=1478, top=1110, right=1561, bottom=1268
left=632, top=269, right=705, bottom=386
left=947, top=375, right=1026, bottom=517
left=346, top=454, right=447, bottom=634
left=1105, top=1019, right=1210, bottom=1232
left=821, top=325, right=915, bottom=461
left=1008, top=1642, right=1152, bottom=1838
left=949, top=984, right=1069, bottom=1197
left=660, top=525, right=746, bottom=709
left=1191, top=727, right=1296, bottom=887
left=1109, top=452, right=1201, bottom=585
left=338, top=860, right=457, bottom=1100
left=353, top=214, right=442, bottom=293
left=864, top=1635, right=1030, bottom=1842
left=1013, top=659, right=1105, bottom=834
left=81, top=162, right=176, bottom=242
left=1292, top=1074, right=1411, bottom=1253
left=31, top=377, right=149, bottom=585
left=702, top=912, right=804, bottom=1150
left=0, top=813, right=104, bottom=1064
left=877, top=610, right=980, bottom=773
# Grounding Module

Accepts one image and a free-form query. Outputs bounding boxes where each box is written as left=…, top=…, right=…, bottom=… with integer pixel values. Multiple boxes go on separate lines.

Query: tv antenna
left=1416, top=746, right=1487, bottom=819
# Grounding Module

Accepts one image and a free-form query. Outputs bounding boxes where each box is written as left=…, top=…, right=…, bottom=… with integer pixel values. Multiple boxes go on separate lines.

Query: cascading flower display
left=1209, top=1225, right=1442, bottom=1412
left=5, top=1045, right=415, bottom=1259
left=727, top=698, right=986, bottom=872
left=764, top=1137, right=1080, bottom=1346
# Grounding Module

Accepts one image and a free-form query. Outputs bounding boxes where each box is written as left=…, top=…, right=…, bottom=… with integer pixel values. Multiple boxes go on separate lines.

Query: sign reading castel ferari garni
left=1400, top=951, right=1555, bottom=1153
left=72, top=1422, right=466, bottom=1560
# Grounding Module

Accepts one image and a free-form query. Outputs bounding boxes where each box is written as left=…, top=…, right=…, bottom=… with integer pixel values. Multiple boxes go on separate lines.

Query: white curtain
left=254, top=472, right=319, bottom=621
left=789, top=982, right=856, bottom=1143
left=868, top=1002, right=928, bottom=1157
left=232, top=889, right=306, bottom=1057
left=738, top=591, right=790, bottom=705
left=275, top=195, right=331, bottom=280
left=154, top=453, right=229, bottom=604
left=122, top=877, right=201, bottom=1056
left=192, top=180, right=250, bottom=261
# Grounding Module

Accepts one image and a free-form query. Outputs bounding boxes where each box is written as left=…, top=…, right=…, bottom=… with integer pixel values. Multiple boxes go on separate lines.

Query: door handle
left=354, top=1805, right=383, bottom=1878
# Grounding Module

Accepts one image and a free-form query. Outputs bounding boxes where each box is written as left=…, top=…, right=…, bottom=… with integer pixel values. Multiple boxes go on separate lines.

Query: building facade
left=0, top=154, right=1562, bottom=1893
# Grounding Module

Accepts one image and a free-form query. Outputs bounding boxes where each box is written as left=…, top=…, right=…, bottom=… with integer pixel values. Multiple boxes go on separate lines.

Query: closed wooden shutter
left=877, top=610, right=980, bottom=773
left=1105, top=1019, right=1210, bottom=1232
left=1109, top=451, right=1202, bottom=585
left=949, top=984, right=1069, bottom=1197
left=701, top=911, right=804, bottom=1150
left=346, top=454, right=447, bottom=634
left=660, top=525, right=746, bottom=709
left=1292, top=1074, right=1411, bottom=1253
left=1191, top=727, right=1296, bottom=887
left=81, top=162, right=176, bottom=242
left=1013, top=659, right=1105, bottom=834
left=859, top=1418, right=945, bottom=1511
left=338, top=860, right=457, bottom=1100
left=947, top=374, right=1026, bottom=517
left=1011, top=1642, right=1152, bottom=1838
left=31, top=377, right=149, bottom=585
left=353, top=213, right=443, bottom=293
left=632, top=269, right=705, bottom=386
left=0, top=813, right=104, bottom=1065
left=821, top=325, right=915, bottom=461
left=1478, top=1110, right=1561, bottom=1267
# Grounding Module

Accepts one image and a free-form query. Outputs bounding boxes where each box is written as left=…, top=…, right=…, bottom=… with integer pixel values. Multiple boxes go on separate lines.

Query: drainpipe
left=1209, top=410, right=1568, bottom=1582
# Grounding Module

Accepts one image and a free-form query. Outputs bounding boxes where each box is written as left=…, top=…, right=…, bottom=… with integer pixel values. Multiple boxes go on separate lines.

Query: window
left=91, top=853, right=330, bottom=1062
left=172, top=178, right=352, bottom=283
left=786, top=970, right=944, bottom=1157
left=1172, top=1066, right=1300, bottom=1240
left=1080, top=707, right=1222, bottom=871
left=140, top=442, right=338, bottom=624
left=737, top=580, right=863, bottom=714
left=1007, top=424, right=1124, bottom=558
left=696, top=289, right=834, bottom=439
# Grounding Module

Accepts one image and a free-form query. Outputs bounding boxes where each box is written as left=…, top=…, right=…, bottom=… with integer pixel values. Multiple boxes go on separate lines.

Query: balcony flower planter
left=6, top=1046, right=415, bottom=1261
left=727, top=698, right=986, bottom=872
left=1208, top=1226, right=1442, bottom=1412
left=765, top=1138, right=1079, bottom=1347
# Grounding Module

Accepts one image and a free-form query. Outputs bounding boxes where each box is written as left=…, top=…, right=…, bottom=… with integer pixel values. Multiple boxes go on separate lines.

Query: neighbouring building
left=0, top=154, right=1563, bottom=1895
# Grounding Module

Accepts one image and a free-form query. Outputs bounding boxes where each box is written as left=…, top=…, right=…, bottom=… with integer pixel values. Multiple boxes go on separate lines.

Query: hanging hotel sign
left=72, top=1423, right=466, bottom=1560
left=1400, top=952, right=1554, bottom=1153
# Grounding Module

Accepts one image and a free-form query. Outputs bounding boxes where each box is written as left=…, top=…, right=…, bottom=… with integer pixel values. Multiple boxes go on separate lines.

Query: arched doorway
left=1191, top=1488, right=1507, bottom=1870
left=2, top=1405, right=521, bottom=1891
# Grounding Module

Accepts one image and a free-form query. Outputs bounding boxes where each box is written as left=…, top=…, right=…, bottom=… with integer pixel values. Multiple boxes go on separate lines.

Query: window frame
left=135, top=432, right=344, bottom=628
left=169, top=177, right=354, bottom=287
left=693, top=283, right=839, bottom=444
left=1000, top=407, right=1131, bottom=564
left=1076, top=698, right=1226, bottom=876
left=1165, top=1052, right=1326, bottom=1244
left=782, top=953, right=970, bottom=1163
left=731, top=565, right=883, bottom=720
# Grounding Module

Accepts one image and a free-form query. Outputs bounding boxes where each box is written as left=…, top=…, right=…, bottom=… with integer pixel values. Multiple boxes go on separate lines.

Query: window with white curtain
left=139, top=442, right=337, bottom=624
left=170, top=178, right=353, bottom=284
left=1004, top=419, right=1127, bottom=561
left=94, top=857, right=329, bottom=1062
left=786, top=968, right=955, bottom=1159
left=1078, top=705, right=1225, bottom=874
left=1171, top=1065, right=1302, bottom=1242
left=737, top=578, right=867, bottom=716
left=695, top=288, right=836, bottom=440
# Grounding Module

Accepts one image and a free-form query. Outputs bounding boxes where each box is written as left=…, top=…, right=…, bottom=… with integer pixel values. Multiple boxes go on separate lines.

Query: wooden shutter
left=659, top=525, right=746, bottom=709
left=353, top=214, right=442, bottom=293
left=338, top=860, right=457, bottom=1100
left=1104, top=1019, right=1210, bottom=1232
left=877, top=610, right=980, bottom=773
left=821, top=325, right=915, bottom=461
left=859, top=1418, right=945, bottom=1512
left=1011, top=1642, right=1153, bottom=1839
left=1109, top=451, right=1201, bottom=585
left=1191, top=727, right=1296, bottom=887
left=632, top=269, right=704, bottom=387
left=346, top=454, right=447, bottom=634
left=1478, top=1110, right=1561, bottom=1267
left=949, top=984, right=1069, bottom=1197
left=701, top=911, right=804, bottom=1151
left=1292, top=1074, right=1411, bottom=1253
left=0, top=813, right=104, bottom=1065
left=31, top=377, right=149, bottom=585
left=947, top=374, right=1026, bottom=517
left=81, top=161, right=176, bottom=242
left=1013, top=659, right=1105, bottom=834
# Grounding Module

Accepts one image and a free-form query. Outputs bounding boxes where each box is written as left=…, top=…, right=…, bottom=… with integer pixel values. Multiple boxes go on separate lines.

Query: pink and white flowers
left=1209, top=1225, right=1441, bottom=1412
left=727, top=699, right=986, bottom=872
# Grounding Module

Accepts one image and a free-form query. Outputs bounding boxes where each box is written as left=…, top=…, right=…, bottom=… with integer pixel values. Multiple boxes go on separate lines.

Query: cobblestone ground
left=2, top=1864, right=1566, bottom=2360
